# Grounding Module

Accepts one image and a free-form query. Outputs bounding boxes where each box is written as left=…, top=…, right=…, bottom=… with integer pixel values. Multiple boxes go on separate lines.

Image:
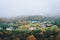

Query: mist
left=0, top=0, right=60, bottom=17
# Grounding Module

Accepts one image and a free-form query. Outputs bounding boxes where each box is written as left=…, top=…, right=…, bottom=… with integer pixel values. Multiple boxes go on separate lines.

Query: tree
left=12, top=24, right=18, bottom=30
left=56, top=18, right=60, bottom=27
left=0, top=23, right=9, bottom=30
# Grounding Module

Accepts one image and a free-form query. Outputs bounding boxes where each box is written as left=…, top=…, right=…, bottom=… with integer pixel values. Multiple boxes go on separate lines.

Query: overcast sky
left=0, top=0, right=60, bottom=17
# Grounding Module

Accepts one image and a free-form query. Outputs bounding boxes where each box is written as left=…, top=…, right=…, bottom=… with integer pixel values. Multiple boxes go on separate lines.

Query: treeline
left=0, top=15, right=60, bottom=27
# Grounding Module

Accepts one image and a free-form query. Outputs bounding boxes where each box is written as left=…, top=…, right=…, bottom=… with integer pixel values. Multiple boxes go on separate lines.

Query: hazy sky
left=0, top=0, right=60, bottom=17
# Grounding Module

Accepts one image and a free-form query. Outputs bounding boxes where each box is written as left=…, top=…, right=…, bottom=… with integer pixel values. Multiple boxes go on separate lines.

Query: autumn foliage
left=0, top=27, right=60, bottom=40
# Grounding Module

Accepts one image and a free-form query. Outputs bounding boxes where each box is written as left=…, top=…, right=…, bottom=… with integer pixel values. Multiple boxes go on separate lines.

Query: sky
left=0, top=0, right=60, bottom=17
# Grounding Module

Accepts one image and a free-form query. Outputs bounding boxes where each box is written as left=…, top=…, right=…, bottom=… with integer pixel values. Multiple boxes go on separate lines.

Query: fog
left=0, top=0, right=60, bottom=17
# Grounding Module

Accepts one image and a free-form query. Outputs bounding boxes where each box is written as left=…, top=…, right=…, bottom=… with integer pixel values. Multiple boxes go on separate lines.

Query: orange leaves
left=26, top=35, right=36, bottom=40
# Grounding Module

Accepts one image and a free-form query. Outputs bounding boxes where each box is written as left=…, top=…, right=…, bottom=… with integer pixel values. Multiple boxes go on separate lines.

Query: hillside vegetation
left=0, top=15, right=60, bottom=40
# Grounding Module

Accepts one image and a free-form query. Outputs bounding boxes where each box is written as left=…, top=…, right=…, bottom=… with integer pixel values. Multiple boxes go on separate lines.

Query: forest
left=0, top=15, right=60, bottom=40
